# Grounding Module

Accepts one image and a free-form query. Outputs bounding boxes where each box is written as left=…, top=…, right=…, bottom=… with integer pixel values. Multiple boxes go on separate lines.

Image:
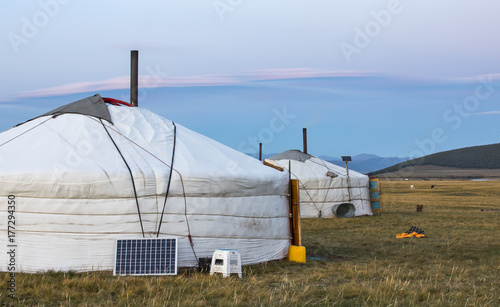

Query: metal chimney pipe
left=130, top=50, right=139, bottom=107
left=259, top=143, right=263, bottom=161
left=303, top=128, right=307, bottom=154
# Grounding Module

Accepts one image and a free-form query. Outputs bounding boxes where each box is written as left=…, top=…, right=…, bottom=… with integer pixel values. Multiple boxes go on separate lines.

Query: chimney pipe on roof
left=259, top=143, right=263, bottom=161
left=130, top=50, right=139, bottom=107
left=303, top=128, right=307, bottom=154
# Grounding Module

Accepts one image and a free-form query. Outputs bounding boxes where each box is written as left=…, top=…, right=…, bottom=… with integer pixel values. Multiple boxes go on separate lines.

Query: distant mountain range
left=320, top=154, right=410, bottom=174
left=247, top=143, right=500, bottom=178
left=246, top=152, right=409, bottom=174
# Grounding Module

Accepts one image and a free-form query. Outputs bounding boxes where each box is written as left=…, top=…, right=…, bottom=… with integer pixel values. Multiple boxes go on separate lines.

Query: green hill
left=372, top=143, right=500, bottom=176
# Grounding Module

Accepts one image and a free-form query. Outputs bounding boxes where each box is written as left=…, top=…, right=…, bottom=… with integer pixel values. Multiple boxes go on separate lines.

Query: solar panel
left=113, top=238, right=177, bottom=276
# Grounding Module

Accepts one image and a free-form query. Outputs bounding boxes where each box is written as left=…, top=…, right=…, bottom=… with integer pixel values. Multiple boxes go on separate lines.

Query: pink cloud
left=18, top=75, right=241, bottom=99
left=243, top=68, right=380, bottom=81
left=17, top=69, right=383, bottom=99
left=18, top=76, right=130, bottom=98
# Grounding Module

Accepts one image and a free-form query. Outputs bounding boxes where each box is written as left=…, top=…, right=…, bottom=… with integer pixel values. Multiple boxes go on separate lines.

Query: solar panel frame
left=113, top=238, right=177, bottom=276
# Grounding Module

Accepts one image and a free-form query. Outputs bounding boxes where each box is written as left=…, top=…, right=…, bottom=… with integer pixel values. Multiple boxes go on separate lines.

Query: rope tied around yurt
left=283, top=157, right=342, bottom=218
left=156, top=121, right=177, bottom=238
left=284, top=167, right=321, bottom=215
left=100, top=119, right=146, bottom=238
left=93, top=117, right=200, bottom=266
left=178, top=170, right=200, bottom=266
left=315, top=158, right=336, bottom=217
left=0, top=116, right=53, bottom=148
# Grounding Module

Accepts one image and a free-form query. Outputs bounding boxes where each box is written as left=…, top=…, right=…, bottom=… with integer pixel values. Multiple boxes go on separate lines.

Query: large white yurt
left=0, top=94, right=290, bottom=273
left=268, top=150, right=372, bottom=218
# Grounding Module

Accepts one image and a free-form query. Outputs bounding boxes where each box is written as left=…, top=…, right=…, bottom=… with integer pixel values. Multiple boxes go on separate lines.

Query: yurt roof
left=19, top=94, right=114, bottom=126
left=269, top=149, right=312, bottom=162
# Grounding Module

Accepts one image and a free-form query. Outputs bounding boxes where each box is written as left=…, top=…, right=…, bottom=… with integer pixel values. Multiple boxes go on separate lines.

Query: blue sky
left=1, top=1, right=500, bottom=158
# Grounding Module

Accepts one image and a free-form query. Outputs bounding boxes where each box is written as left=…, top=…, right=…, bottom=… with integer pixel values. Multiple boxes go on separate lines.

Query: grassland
left=2, top=180, right=500, bottom=306
left=376, top=165, right=500, bottom=179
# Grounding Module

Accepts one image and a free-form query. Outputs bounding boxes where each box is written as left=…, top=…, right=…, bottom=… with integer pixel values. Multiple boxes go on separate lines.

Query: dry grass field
left=2, top=180, right=499, bottom=306
left=376, top=165, right=500, bottom=179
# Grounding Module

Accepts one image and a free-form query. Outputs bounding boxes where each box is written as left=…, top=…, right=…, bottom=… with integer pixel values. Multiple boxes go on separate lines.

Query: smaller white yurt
left=268, top=150, right=372, bottom=218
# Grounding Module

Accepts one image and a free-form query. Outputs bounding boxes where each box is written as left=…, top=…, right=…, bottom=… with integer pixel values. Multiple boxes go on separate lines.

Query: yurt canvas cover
left=0, top=95, right=290, bottom=273
left=269, top=150, right=372, bottom=218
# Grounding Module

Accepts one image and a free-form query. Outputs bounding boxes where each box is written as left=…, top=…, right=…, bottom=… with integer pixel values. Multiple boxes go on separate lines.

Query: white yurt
left=268, top=150, right=372, bottom=218
left=0, top=94, right=290, bottom=273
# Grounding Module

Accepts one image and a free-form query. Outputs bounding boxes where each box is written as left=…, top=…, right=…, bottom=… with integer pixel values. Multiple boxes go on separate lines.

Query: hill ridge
left=372, top=142, right=500, bottom=175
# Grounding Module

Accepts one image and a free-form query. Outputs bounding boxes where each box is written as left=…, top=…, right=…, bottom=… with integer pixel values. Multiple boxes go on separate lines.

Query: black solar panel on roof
left=113, top=238, right=177, bottom=276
